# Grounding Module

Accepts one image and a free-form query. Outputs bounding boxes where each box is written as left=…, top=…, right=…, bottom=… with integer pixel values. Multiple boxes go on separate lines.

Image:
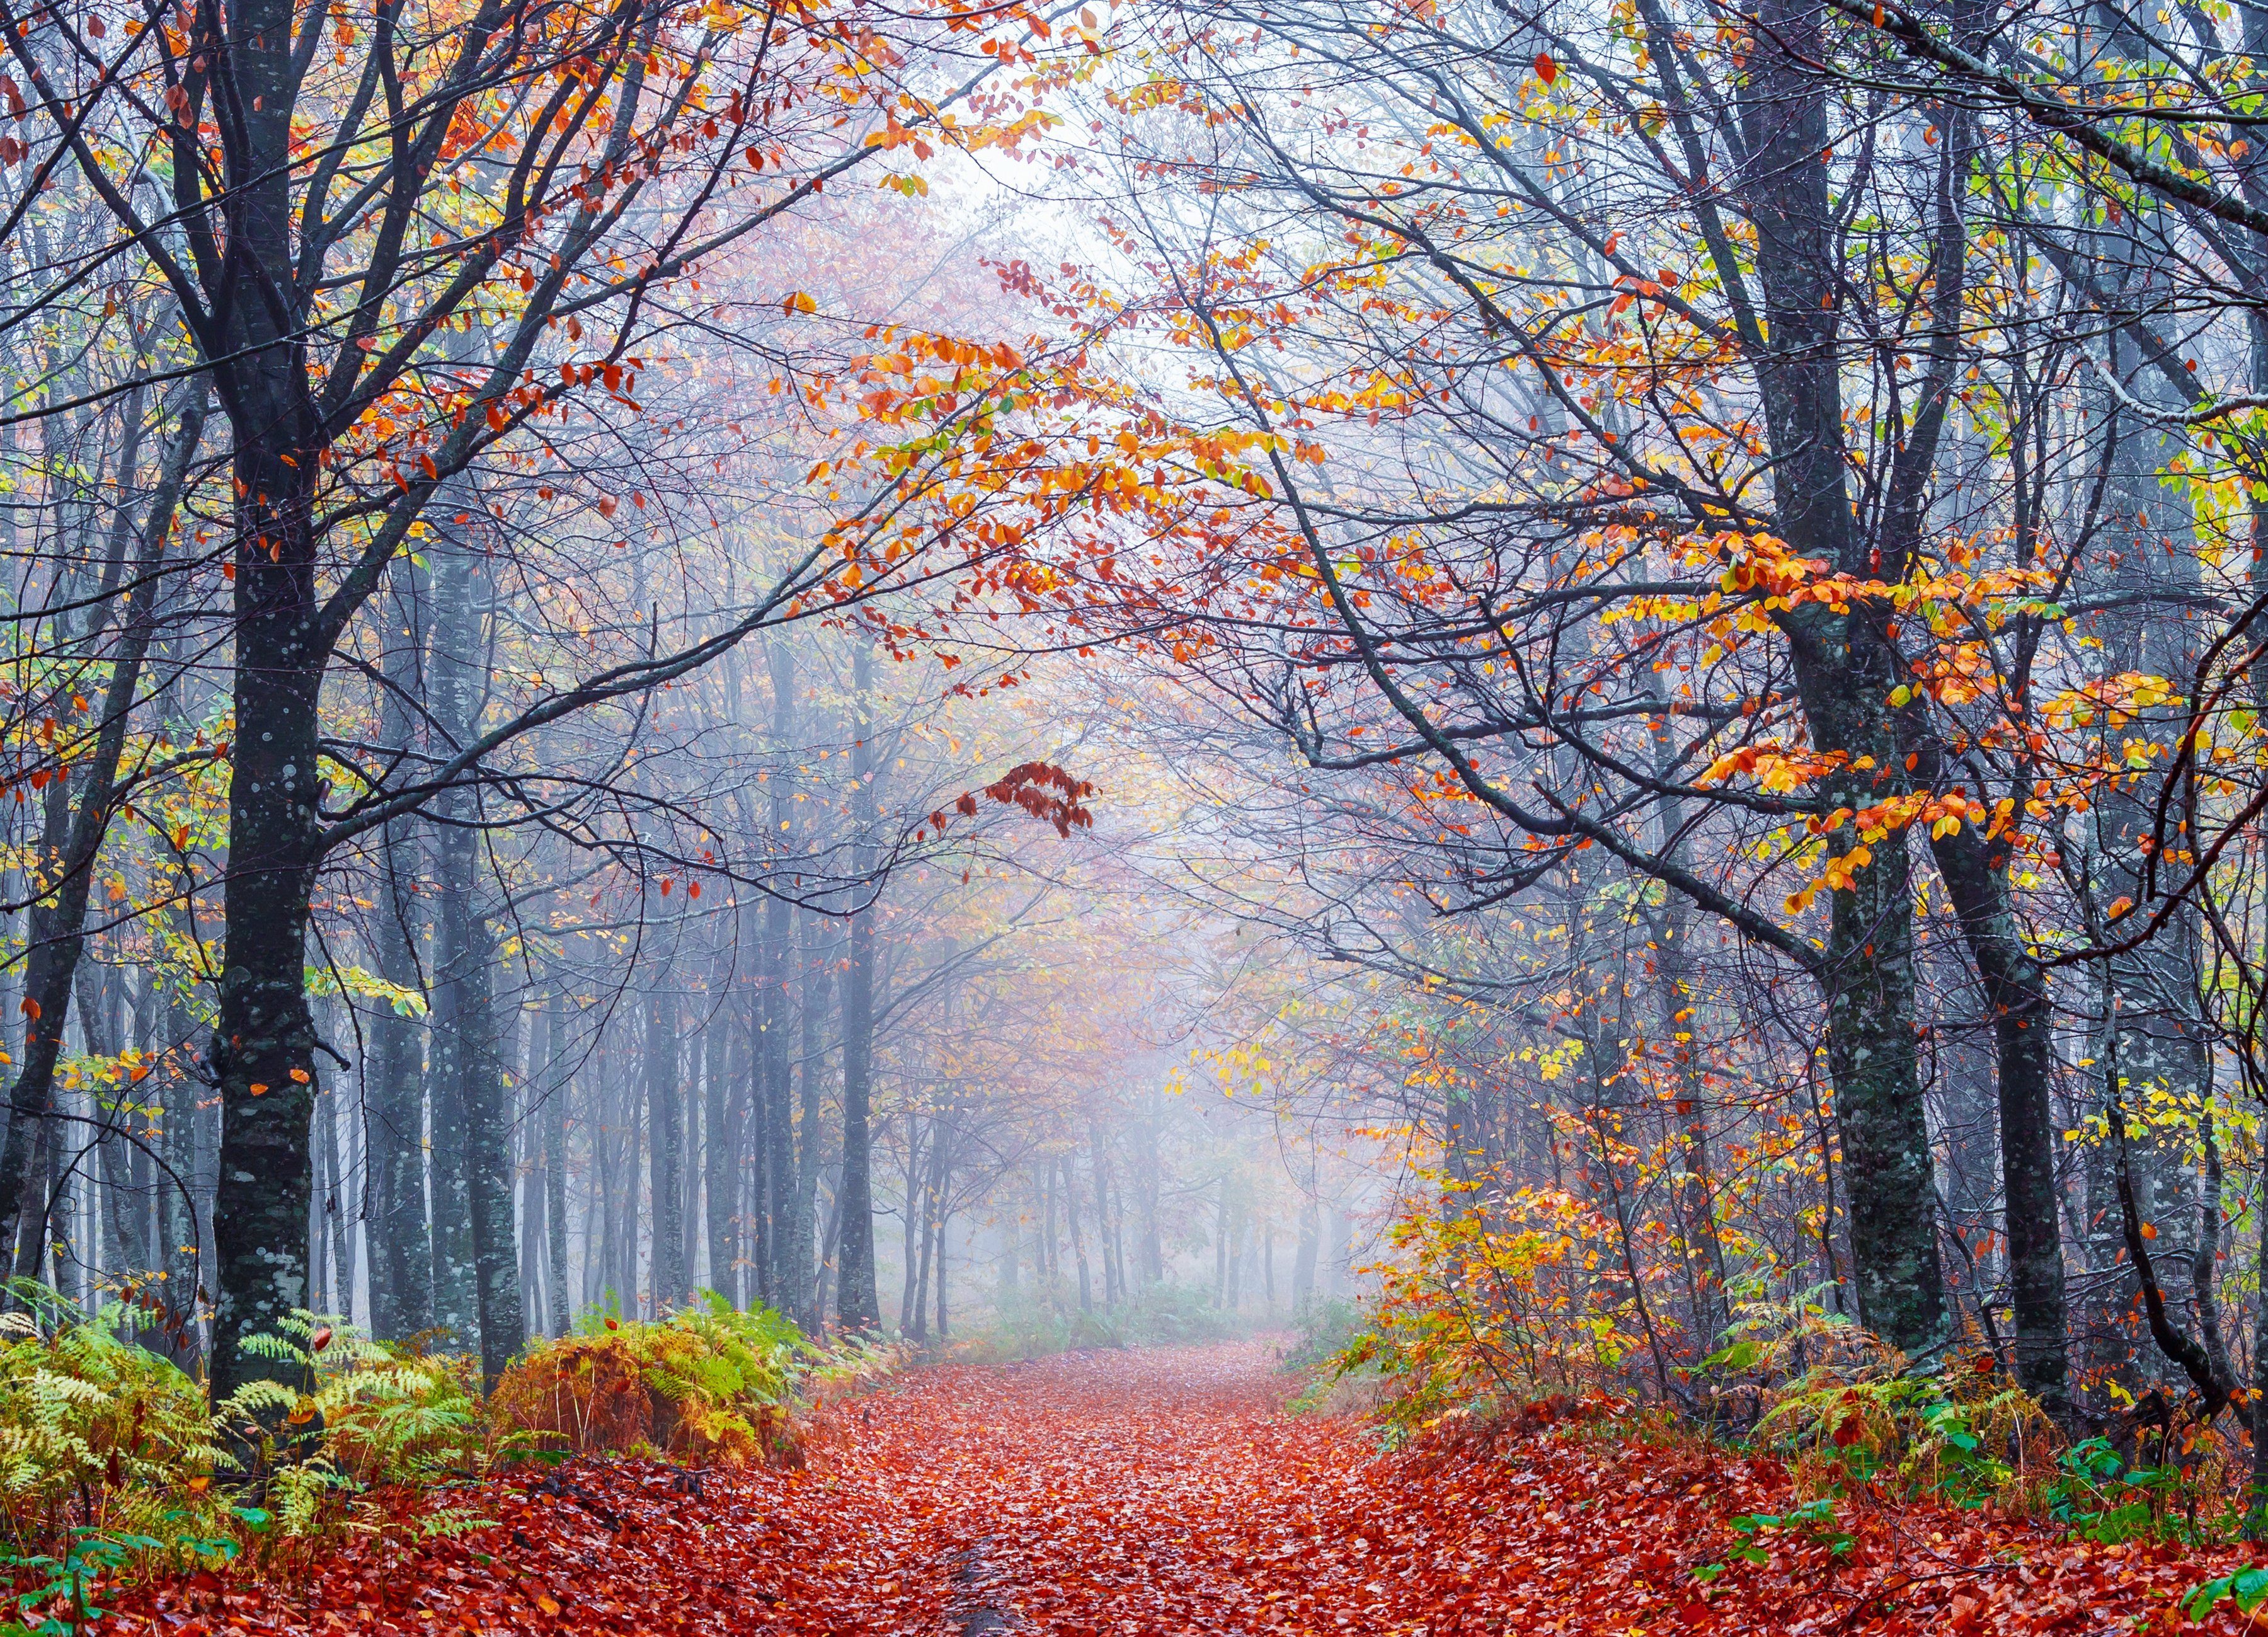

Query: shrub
left=216, top=1312, right=485, bottom=1539
left=1717, top=1316, right=2056, bottom=1510
left=1283, top=1298, right=1365, bottom=1374
left=490, top=1295, right=808, bottom=1466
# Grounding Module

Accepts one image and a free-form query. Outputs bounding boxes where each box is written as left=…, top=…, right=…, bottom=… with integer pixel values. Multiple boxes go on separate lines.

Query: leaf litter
left=68, top=1341, right=2268, bottom=1634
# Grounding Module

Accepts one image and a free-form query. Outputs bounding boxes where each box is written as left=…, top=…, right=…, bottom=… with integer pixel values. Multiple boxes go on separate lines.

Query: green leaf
left=2187, top=1565, right=2268, bottom=1619
left=1702, top=1340, right=1761, bottom=1372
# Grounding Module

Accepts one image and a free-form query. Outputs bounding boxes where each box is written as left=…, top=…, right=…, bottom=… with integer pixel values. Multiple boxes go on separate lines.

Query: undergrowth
left=493, top=1294, right=875, bottom=1465
left=0, top=1280, right=885, bottom=1628
left=1317, top=1272, right=2252, bottom=1551
left=1284, top=1299, right=1387, bottom=1417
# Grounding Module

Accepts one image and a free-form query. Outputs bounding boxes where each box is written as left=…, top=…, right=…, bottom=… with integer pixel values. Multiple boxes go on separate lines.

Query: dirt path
left=845, top=1341, right=1373, bottom=1634
left=101, top=1341, right=2266, bottom=1636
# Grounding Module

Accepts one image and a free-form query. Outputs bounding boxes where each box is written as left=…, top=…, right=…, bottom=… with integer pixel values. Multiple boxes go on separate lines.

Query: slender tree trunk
left=367, top=786, right=434, bottom=1340
left=462, top=914, right=522, bottom=1385
left=899, top=1117, right=925, bottom=1336
left=618, top=1054, right=642, bottom=1316
left=648, top=990, right=685, bottom=1312
left=1739, top=0, right=1944, bottom=1356
left=425, top=522, right=483, bottom=1353
left=835, top=648, right=881, bottom=1331
left=316, top=1089, right=352, bottom=1322
left=0, top=386, right=207, bottom=1292
left=791, top=912, right=830, bottom=1328
left=544, top=991, right=571, bottom=1338
left=1928, top=824, right=2070, bottom=1413
left=704, top=960, right=734, bottom=1306
left=763, top=892, right=795, bottom=1303
left=1293, top=1167, right=1320, bottom=1314
left=1063, top=1156, right=1093, bottom=1315
left=518, top=1019, right=546, bottom=1339
left=1139, top=1096, right=1164, bottom=1285
left=155, top=968, right=204, bottom=1370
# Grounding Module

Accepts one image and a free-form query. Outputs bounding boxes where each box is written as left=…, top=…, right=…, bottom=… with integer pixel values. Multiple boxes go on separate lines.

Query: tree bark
left=835, top=647, right=881, bottom=1332
left=365, top=650, right=435, bottom=1341
left=703, top=960, right=735, bottom=1306
left=791, top=911, right=832, bottom=1327
left=647, top=989, right=685, bottom=1312
left=208, top=445, right=331, bottom=1410
left=1738, top=0, right=1944, bottom=1356
left=544, top=989, right=571, bottom=1338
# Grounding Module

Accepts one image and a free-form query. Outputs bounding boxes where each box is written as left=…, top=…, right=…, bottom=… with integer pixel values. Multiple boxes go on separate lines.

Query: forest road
left=825, top=1338, right=1390, bottom=1636
left=102, top=1338, right=2257, bottom=1636
left=761, top=1341, right=2254, bottom=1637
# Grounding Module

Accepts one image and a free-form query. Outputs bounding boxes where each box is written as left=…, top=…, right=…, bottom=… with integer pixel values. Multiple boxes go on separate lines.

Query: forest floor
left=87, top=1341, right=2268, bottom=1635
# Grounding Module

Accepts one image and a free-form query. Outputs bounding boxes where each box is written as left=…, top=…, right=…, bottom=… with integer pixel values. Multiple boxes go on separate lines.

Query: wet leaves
left=64, top=1343, right=2268, bottom=1634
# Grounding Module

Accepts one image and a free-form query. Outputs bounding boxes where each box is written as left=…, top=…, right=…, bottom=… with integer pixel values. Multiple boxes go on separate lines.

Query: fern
left=0, top=1281, right=229, bottom=1553
left=494, top=1294, right=821, bottom=1466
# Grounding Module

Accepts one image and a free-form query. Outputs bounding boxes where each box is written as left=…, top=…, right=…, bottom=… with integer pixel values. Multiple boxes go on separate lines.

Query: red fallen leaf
left=76, top=1343, right=2268, bottom=1637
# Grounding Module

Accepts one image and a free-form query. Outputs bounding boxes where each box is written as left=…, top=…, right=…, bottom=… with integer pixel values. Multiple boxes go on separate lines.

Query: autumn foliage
left=47, top=1343, right=2268, bottom=1636
left=488, top=1299, right=823, bottom=1467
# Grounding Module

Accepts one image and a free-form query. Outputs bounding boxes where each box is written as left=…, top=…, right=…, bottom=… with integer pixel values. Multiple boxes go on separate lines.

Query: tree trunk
left=461, top=911, right=521, bottom=1386
left=518, top=1013, right=546, bottom=1339
left=208, top=441, right=333, bottom=1410
left=1063, top=1156, right=1093, bottom=1315
left=1928, top=823, right=2070, bottom=1412
left=544, top=989, right=572, bottom=1338
left=763, top=892, right=796, bottom=1303
left=424, top=523, right=483, bottom=1353
left=899, top=1116, right=926, bottom=1337
left=1293, top=1154, right=1320, bottom=1314
left=316, top=1088, right=352, bottom=1322
left=0, top=384, right=207, bottom=1296
left=704, top=960, right=735, bottom=1306
left=791, top=911, right=831, bottom=1328
left=834, top=649, right=881, bottom=1332
left=1738, top=0, right=1944, bottom=1357
left=366, top=756, right=434, bottom=1341
left=648, top=990, right=685, bottom=1312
